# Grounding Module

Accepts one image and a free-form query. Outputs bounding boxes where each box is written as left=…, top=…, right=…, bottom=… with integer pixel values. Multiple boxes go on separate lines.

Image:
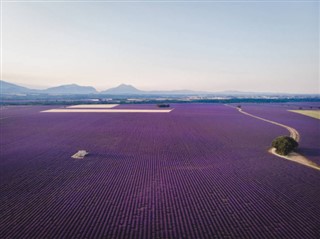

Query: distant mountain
left=43, top=84, right=97, bottom=94
left=101, top=84, right=143, bottom=94
left=100, top=84, right=210, bottom=95
left=0, top=80, right=98, bottom=95
left=1, top=80, right=312, bottom=97
left=0, top=80, right=37, bottom=94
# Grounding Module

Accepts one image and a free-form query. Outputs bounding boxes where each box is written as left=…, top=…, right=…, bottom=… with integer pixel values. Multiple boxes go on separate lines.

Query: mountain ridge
left=101, top=84, right=142, bottom=94
left=44, top=84, right=97, bottom=94
left=0, top=80, right=313, bottom=96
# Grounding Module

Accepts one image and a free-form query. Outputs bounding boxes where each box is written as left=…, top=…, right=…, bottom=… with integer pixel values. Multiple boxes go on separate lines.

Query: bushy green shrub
left=157, top=104, right=170, bottom=108
left=271, top=136, right=298, bottom=155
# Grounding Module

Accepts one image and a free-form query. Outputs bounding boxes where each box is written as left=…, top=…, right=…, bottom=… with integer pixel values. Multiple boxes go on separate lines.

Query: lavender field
left=1, top=103, right=319, bottom=238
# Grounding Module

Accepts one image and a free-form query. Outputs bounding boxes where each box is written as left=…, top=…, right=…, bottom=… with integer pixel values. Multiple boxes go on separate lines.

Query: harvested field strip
left=41, top=109, right=173, bottom=113
left=67, top=104, right=119, bottom=109
left=288, top=110, right=320, bottom=120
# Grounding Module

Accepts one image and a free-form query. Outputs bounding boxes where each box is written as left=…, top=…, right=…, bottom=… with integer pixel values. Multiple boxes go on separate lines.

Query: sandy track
left=238, top=108, right=300, bottom=142
left=268, top=148, right=320, bottom=171
left=226, top=105, right=319, bottom=171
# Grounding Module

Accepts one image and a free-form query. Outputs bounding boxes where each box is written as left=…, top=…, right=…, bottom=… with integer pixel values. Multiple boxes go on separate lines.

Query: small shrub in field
left=157, top=104, right=170, bottom=108
left=271, top=136, right=298, bottom=156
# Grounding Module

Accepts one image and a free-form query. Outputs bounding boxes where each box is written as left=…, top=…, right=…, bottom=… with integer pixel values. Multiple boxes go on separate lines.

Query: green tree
left=272, top=136, right=298, bottom=156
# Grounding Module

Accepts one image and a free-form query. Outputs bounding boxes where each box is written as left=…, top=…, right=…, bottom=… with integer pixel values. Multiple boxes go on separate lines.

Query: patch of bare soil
left=268, top=148, right=320, bottom=171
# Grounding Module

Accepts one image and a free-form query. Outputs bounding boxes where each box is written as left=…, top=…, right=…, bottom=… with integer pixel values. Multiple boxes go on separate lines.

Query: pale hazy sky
left=1, top=0, right=319, bottom=93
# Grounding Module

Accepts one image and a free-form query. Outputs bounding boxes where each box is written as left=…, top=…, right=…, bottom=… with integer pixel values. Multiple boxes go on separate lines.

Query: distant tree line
left=1, top=96, right=320, bottom=106
left=157, top=104, right=170, bottom=108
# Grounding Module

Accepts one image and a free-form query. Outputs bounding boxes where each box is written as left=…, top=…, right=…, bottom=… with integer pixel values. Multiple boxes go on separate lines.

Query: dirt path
left=226, top=105, right=320, bottom=171
left=268, top=148, right=320, bottom=171
left=238, top=108, right=300, bottom=142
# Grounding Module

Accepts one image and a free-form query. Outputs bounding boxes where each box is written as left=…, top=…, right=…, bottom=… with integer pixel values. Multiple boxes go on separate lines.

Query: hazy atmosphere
left=1, top=0, right=319, bottom=93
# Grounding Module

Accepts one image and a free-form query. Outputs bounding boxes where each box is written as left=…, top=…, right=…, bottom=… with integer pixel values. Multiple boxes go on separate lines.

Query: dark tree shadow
left=297, top=147, right=320, bottom=157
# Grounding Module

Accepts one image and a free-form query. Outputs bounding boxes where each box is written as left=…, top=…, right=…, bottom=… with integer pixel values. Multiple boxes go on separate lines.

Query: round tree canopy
left=271, top=136, right=298, bottom=156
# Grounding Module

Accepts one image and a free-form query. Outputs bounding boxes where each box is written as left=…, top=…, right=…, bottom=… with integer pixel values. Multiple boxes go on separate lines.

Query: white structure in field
left=72, top=150, right=89, bottom=159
